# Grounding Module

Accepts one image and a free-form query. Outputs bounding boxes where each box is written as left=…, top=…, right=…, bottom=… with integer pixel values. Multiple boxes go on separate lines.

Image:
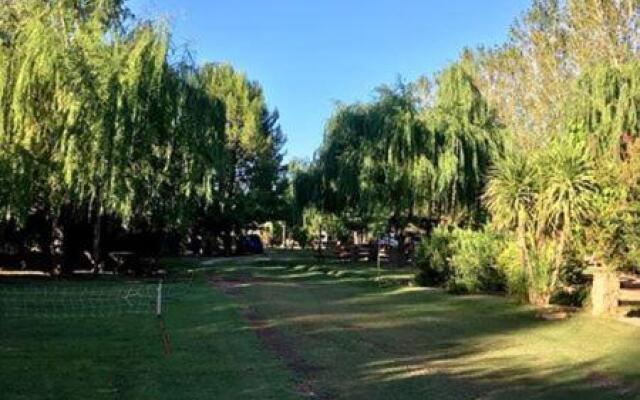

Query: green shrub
left=415, top=226, right=455, bottom=286
left=495, top=237, right=559, bottom=303
left=551, top=287, right=589, bottom=307
left=418, top=226, right=591, bottom=301
left=291, top=226, right=309, bottom=248
left=495, top=238, right=528, bottom=301
left=447, top=228, right=506, bottom=294
left=551, top=250, right=589, bottom=307
left=415, top=226, right=506, bottom=293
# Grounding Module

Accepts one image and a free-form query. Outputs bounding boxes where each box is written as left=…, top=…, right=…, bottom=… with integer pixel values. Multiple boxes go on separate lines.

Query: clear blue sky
left=129, top=0, right=530, bottom=161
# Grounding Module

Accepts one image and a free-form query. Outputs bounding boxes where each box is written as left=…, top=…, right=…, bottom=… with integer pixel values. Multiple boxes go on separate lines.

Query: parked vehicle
left=238, top=234, right=264, bottom=255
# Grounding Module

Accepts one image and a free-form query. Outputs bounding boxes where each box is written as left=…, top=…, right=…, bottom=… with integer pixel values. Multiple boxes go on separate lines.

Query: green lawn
left=205, top=251, right=640, bottom=399
left=0, top=268, right=298, bottom=400
left=1, top=251, right=639, bottom=399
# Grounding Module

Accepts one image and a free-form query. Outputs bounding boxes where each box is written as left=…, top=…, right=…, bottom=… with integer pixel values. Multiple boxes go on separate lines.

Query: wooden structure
left=331, top=242, right=351, bottom=262
left=377, top=246, right=391, bottom=264
left=619, top=274, right=640, bottom=314
left=590, top=268, right=640, bottom=317
left=327, top=242, right=395, bottom=263
left=325, top=232, right=420, bottom=267
left=351, top=244, right=372, bottom=262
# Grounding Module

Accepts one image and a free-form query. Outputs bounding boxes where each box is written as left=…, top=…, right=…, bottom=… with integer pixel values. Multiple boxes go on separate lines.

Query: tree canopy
left=298, top=0, right=640, bottom=306
left=0, top=0, right=286, bottom=268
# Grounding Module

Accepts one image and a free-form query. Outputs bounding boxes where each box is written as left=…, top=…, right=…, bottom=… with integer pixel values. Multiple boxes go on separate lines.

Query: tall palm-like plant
left=486, top=140, right=598, bottom=305
left=535, top=139, right=598, bottom=303
left=484, top=150, right=538, bottom=301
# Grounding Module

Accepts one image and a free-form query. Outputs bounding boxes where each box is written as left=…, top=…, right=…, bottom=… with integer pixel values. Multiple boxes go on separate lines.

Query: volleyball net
left=0, top=274, right=194, bottom=319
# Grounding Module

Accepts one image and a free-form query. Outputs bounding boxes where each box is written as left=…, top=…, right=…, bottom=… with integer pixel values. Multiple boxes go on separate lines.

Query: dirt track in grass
left=208, top=272, right=331, bottom=399
left=205, top=253, right=640, bottom=400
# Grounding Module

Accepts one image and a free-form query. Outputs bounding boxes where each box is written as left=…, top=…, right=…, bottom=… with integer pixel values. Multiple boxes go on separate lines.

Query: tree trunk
left=591, top=269, right=620, bottom=316
left=450, top=175, right=458, bottom=218
left=50, top=216, right=65, bottom=275
left=396, top=230, right=406, bottom=267
left=317, top=223, right=323, bottom=258
left=545, top=228, right=568, bottom=306
left=282, top=222, right=286, bottom=248
left=223, top=229, right=232, bottom=256
left=92, top=212, right=102, bottom=272
left=517, top=223, right=536, bottom=304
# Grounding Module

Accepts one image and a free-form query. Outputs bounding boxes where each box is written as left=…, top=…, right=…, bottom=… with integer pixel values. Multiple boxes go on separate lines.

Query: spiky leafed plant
left=486, top=139, right=598, bottom=305
left=484, top=150, right=538, bottom=301
left=535, top=139, right=598, bottom=303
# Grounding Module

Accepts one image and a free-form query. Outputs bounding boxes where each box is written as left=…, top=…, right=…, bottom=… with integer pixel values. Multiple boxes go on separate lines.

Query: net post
left=156, top=279, right=163, bottom=317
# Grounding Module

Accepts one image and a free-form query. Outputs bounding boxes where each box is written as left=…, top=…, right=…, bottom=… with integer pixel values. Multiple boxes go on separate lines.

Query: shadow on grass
left=359, top=355, right=639, bottom=400
left=207, top=254, right=640, bottom=399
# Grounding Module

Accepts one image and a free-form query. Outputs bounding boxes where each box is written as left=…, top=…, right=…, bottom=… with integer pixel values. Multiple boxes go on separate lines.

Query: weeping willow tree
left=362, top=81, right=432, bottom=254
left=197, top=63, right=286, bottom=255
left=0, top=1, right=284, bottom=270
left=559, top=60, right=640, bottom=274
left=309, top=68, right=499, bottom=261
left=316, top=103, right=370, bottom=218
left=428, top=57, right=501, bottom=223
left=311, top=82, right=429, bottom=255
left=155, top=63, right=226, bottom=230
left=0, top=1, right=176, bottom=267
left=567, top=60, right=640, bottom=158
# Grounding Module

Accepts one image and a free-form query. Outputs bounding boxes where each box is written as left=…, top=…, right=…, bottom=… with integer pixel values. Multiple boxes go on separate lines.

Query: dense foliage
left=415, top=226, right=505, bottom=294
left=2, top=0, right=639, bottom=307
left=0, top=1, right=286, bottom=270
left=300, top=0, right=640, bottom=306
left=292, top=65, right=500, bottom=260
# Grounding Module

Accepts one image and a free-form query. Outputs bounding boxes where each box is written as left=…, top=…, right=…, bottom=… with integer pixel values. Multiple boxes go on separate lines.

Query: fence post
left=156, top=279, right=163, bottom=317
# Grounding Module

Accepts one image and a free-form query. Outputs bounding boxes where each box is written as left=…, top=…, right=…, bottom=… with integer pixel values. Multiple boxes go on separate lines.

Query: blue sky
left=128, top=0, right=530, bottom=161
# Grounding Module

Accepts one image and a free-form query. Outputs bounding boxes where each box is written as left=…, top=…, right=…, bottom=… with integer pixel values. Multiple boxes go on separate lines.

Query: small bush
left=415, top=226, right=455, bottom=286
left=551, top=251, right=589, bottom=307
left=495, top=238, right=528, bottom=301
left=551, top=287, right=589, bottom=307
left=291, top=227, right=309, bottom=248
left=417, top=226, right=592, bottom=302
left=415, top=226, right=506, bottom=293
left=447, top=228, right=506, bottom=294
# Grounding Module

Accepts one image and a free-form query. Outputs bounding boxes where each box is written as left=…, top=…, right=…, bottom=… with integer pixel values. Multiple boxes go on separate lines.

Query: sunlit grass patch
left=211, top=251, right=640, bottom=399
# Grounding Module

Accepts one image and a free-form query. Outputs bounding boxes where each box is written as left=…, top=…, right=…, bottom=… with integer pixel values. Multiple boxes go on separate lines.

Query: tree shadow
left=209, top=259, right=640, bottom=399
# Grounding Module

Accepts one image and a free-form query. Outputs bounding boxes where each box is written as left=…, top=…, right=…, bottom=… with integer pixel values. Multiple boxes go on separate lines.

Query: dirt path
left=207, top=272, right=331, bottom=399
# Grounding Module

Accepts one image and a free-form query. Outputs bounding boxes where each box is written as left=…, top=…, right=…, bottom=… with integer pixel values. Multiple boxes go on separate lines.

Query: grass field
left=0, top=266, right=298, bottom=400
left=2, top=251, right=640, bottom=399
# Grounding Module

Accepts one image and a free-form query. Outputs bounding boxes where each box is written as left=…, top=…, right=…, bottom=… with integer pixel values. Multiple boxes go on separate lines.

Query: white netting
left=0, top=275, right=193, bottom=319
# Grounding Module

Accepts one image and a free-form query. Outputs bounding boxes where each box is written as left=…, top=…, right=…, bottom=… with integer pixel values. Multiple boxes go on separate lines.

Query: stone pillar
left=591, top=270, right=620, bottom=316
